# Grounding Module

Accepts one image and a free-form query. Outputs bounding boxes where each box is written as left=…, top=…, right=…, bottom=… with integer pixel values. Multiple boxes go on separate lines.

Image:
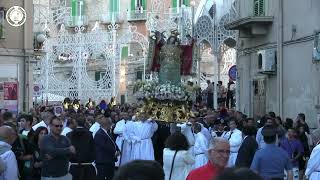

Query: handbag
left=169, top=151, right=178, bottom=180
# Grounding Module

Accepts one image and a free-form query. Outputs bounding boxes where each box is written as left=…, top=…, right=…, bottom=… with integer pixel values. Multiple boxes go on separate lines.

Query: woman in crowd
left=163, top=132, right=194, bottom=180
left=31, top=127, right=48, bottom=180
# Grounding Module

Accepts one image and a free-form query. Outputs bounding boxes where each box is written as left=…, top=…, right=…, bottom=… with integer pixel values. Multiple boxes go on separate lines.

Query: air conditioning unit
left=257, top=49, right=276, bottom=74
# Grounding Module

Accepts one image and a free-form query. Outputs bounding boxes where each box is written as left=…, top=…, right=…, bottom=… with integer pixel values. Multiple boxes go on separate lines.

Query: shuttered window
left=254, top=0, right=264, bottom=16
left=183, top=0, right=190, bottom=6
left=110, top=0, right=119, bottom=12
left=131, top=0, right=146, bottom=10
left=71, top=0, right=77, bottom=16
left=121, top=46, right=129, bottom=59
left=172, top=0, right=178, bottom=8
left=142, top=0, right=147, bottom=10
left=0, top=10, right=4, bottom=39
left=131, top=0, right=136, bottom=11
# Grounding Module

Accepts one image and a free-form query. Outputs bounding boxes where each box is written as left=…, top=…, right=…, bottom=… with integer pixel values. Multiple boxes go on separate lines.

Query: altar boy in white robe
left=305, top=140, right=320, bottom=180
left=193, top=123, right=208, bottom=168
left=121, top=116, right=136, bottom=165
left=223, top=118, right=242, bottom=167
left=131, top=112, right=158, bottom=160
left=113, top=112, right=128, bottom=167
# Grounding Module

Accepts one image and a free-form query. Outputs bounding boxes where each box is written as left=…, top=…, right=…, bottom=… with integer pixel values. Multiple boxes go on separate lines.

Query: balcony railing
left=127, top=10, right=147, bottom=21
left=89, top=12, right=126, bottom=24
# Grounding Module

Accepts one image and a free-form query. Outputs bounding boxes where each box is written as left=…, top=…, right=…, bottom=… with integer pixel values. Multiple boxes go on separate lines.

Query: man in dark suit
left=235, top=126, right=258, bottom=168
left=67, top=116, right=96, bottom=180
left=94, top=112, right=120, bottom=180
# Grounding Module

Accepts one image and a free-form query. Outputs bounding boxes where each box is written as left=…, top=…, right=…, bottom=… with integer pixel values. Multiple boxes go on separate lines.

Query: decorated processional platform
left=133, top=30, right=200, bottom=123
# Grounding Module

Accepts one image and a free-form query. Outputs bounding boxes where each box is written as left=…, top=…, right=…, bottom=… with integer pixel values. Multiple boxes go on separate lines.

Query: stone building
left=226, top=0, right=320, bottom=127
left=0, top=0, right=34, bottom=112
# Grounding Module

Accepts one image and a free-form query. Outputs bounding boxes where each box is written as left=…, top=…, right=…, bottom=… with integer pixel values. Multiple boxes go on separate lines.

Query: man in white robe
left=223, top=119, right=242, bottom=167
left=131, top=113, right=158, bottom=161
left=305, top=143, right=320, bottom=180
left=113, top=112, right=127, bottom=167
left=193, top=123, right=208, bottom=168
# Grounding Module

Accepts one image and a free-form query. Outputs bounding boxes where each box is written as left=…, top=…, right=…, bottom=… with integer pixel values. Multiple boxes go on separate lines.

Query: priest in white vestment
left=113, top=113, right=128, bottom=167
left=193, top=123, right=208, bottom=168
left=223, top=119, right=242, bottom=167
left=305, top=143, right=320, bottom=180
left=131, top=113, right=158, bottom=161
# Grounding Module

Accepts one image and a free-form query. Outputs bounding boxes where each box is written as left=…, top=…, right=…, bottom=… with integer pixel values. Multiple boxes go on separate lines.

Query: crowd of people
left=0, top=96, right=319, bottom=180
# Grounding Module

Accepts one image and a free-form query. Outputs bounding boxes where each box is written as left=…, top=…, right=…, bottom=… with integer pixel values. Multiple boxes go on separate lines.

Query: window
left=110, top=0, right=119, bottom=12
left=313, top=32, right=320, bottom=61
left=0, top=8, right=4, bottom=39
left=121, top=46, right=129, bottom=59
left=131, top=0, right=146, bottom=11
left=136, top=71, right=143, bottom=80
left=258, top=54, right=263, bottom=69
left=254, top=0, right=264, bottom=16
left=172, top=0, right=190, bottom=8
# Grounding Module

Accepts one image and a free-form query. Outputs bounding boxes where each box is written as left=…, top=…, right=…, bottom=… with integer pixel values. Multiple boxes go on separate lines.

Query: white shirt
left=32, top=120, right=48, bottom=131
left=224, top=128, right=243, bottom=152
left=0, top=141, right=18, bottom=180
left=61, top=127, right=72, bottom=136
left=306, top=144, right=320, bottom=180
left=89, top=122, right=100, bottom=137
left=21, top=130, right=30, bottom=136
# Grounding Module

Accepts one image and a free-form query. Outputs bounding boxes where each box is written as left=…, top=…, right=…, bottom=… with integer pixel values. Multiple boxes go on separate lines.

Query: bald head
left=0, top=126, right=16, bottom=144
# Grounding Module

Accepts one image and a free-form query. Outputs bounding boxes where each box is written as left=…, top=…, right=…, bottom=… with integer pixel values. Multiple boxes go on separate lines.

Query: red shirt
left=187, top=162, right=221, bottom=180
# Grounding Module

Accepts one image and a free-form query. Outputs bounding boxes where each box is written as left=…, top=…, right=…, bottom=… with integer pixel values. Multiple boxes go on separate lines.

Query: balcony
left=127, top=10, right=147, bottom=22
left=89, top=12, right=126, bottom=24
left=224, top=0, right=273, bottom=37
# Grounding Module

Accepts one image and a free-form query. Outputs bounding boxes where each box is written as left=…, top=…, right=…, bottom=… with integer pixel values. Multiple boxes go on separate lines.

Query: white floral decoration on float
left=133, top=80, right=195, bottom=102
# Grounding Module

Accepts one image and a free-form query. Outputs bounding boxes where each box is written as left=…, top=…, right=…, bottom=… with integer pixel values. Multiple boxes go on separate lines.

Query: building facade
left=0, top=0, right=34, bottom=112
left=226, top=0, right=320, bottom=127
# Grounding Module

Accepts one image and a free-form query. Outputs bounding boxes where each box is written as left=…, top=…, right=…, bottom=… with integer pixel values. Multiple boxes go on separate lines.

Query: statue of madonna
left=158, top=32, right=182, bottom=85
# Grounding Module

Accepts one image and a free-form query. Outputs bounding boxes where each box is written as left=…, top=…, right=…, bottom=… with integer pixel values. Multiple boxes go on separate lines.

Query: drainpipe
left=278, top=0, right=284, bottom=118
left=22, top=0, right=27, bottom=112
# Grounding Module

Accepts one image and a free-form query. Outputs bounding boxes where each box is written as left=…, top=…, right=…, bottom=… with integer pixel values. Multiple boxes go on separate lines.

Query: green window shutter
left=111, top=0, right=119, bottom=12
left=254, top=0, right=264, bottom=16
left=131, top=0, right=136, bottom=10
left=79, top=0, right=84, bottom=16
left=110, top=0, right=114, bottom=12
left=121, top=46, right=129, bottom=59
left=259, top=0, right=265, bottom=16
left=95, top=71, right=101, bottom=81
left=142, top=0, right=147, bottom=10
left=71, top=0, right=77, bottom=16
left=172, top=0, right=177, bottom=8
left=0, top=24, right=3, bottom=39
left=183, top=0, right=190, bottom=6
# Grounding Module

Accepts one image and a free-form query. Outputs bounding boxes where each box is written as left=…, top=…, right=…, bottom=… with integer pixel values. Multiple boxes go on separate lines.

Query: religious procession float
left=133, top=30, right=199, bottom=123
